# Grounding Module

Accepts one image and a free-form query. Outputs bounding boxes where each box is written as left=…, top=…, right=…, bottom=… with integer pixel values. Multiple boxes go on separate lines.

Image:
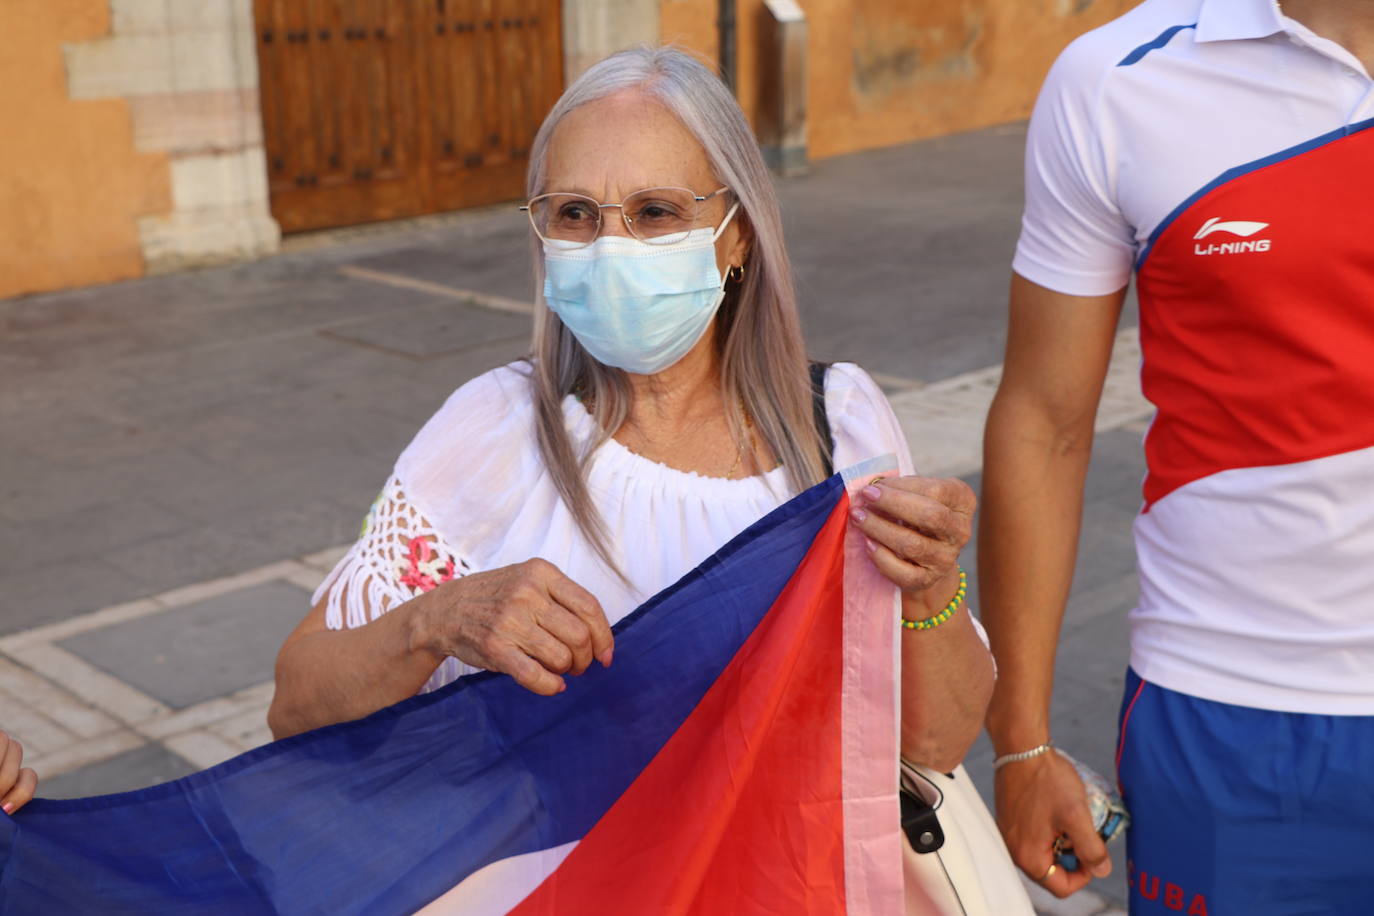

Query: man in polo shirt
left=980, top=1, right=1374, bottom=912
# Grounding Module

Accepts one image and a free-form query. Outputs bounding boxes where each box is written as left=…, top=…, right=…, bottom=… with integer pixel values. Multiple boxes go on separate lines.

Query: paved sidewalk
left=0, top=122, right=1143, bottom=913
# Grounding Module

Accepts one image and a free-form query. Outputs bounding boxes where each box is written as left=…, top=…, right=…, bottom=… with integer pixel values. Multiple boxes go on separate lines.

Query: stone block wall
left=0, top=0, right=170, bottom=299
left=0, top=0, right=279, bottom=298
left=563, top=0, right=662, bottom=84
left=64, top=0, right=279, bottom=275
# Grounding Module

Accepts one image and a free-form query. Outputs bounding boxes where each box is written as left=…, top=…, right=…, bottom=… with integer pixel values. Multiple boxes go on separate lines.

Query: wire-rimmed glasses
left=520, top=186, right=732, bottom=249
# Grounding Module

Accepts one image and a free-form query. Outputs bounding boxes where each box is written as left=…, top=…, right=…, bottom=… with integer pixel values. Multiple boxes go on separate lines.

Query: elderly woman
left=268, top=47, right=993, bottom=774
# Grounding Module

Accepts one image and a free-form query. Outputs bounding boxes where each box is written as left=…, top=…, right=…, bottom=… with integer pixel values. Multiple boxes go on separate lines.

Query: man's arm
left=980, top=272, right=1127, bottom=897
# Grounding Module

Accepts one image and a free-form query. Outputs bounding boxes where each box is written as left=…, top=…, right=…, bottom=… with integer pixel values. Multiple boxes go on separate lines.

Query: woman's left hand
left=852, top=476, right=990, bottom=772
left=848, top=476, right=975, bottom=595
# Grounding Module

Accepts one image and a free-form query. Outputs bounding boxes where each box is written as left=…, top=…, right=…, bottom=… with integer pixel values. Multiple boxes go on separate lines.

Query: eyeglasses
left=520, top=186, right=732, bottom=249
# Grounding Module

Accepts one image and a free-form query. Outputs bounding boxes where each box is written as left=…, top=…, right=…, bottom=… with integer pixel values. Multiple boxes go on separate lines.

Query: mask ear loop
left=710, top=201, right=742, bottom=242
left=712, top=201, right=744, bottom=295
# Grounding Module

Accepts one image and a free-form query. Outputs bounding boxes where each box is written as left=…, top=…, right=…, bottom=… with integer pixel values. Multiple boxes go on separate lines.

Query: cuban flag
left=0, top=459, right=904, bottom=914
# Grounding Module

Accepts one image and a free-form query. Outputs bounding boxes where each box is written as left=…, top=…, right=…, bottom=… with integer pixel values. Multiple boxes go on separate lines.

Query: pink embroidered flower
left=398, top=536, right=457, bottom=592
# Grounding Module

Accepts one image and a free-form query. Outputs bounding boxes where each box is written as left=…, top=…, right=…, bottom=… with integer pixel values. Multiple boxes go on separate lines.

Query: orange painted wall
left=659, top=0, right=1136, bottom=160
left=0, top=0, right=171, bottom=300
left=661, top=0, right=719, bottom=64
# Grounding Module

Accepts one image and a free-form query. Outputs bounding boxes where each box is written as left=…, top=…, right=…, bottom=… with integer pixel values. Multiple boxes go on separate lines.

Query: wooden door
left=255, top=0, right=563, bottom=233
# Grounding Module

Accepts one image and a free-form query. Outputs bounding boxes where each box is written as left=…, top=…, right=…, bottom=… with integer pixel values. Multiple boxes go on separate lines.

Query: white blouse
left=315, top=361, right=916, bottom=692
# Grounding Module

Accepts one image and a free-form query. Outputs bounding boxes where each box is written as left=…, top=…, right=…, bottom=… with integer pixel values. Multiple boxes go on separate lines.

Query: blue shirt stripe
left=1117, top=23, right=1198, bottom=67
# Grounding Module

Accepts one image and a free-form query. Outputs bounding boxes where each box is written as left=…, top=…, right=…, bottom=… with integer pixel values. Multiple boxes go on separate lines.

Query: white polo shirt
left=1014, top=0, right=1374, bottom=714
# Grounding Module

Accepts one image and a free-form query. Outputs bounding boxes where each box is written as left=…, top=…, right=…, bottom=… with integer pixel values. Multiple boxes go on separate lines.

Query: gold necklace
left=726, top=403, right=755, bottom=478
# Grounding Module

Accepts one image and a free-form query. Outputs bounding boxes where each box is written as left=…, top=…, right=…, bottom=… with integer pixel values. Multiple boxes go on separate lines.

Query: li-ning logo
left=1193, top=217, right=1272, bottom=255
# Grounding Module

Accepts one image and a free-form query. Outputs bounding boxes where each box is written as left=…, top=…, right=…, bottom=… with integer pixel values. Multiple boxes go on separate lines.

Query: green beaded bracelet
left=900, top=567, right=967, bottom=631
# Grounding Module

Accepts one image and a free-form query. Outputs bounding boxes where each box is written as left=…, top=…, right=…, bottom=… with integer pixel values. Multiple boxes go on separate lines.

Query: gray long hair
left=526, top=46, right=830, bottom=576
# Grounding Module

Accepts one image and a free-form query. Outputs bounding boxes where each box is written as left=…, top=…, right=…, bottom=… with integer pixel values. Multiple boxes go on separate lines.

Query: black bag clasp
left=900, top=785, right=945, bottom=854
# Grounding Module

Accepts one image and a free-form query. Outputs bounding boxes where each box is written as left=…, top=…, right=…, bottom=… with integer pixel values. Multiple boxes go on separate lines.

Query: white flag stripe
left=415, top=841, right=578, bottom=914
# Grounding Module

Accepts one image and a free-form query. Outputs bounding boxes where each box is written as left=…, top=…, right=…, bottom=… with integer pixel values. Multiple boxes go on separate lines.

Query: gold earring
left=728, top=264, right=745, bottom=283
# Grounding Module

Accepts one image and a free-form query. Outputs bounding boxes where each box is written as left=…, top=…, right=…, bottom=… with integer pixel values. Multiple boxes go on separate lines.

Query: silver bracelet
left=992, top=742, right=1054, bottom=770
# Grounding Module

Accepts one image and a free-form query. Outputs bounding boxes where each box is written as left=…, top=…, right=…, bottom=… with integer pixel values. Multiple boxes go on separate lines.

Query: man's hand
left=980, top=276, right=1128, bottom=896
left=994, top=750, right=1111, bottom=897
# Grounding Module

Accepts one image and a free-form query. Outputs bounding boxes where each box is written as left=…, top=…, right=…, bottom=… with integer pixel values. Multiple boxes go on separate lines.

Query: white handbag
left=900, top=761, right=1034, bottom=916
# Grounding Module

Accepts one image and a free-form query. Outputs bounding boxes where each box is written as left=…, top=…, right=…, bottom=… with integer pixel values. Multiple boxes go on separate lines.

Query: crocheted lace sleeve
left=312, top=475, right=474, bottom=631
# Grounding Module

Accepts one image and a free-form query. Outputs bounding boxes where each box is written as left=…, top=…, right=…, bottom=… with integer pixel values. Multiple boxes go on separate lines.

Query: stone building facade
left=0, top=0, right=1133, bottom=299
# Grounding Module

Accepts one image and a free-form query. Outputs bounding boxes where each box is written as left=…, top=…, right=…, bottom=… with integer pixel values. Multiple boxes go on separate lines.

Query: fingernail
left=557, top=680, right=567, bottom=693
left=598, top=648, right=614, bottom=668
left=850, top=507, right=867, bottom=523
left=861, top=485, right=882, bottom=502
left=1093, top=861, right=1112, bottom=878
left=2, top=803, right=12, bottom=815
left=864, top=538, right=878, bottom=554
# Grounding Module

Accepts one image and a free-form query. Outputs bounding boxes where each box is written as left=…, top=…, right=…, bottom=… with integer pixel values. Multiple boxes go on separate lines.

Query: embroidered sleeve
left=313, top=476, right=474, bottom=630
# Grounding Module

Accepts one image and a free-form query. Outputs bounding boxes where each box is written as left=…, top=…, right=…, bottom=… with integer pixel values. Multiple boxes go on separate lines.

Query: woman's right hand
left=0, top=732, right=37, bottom=816
left=410, top=558, right=615, bottom=696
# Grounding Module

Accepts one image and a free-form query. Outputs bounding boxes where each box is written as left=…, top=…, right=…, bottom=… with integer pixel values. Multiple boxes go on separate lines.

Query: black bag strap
left=809, top=361, right=835, bottom=477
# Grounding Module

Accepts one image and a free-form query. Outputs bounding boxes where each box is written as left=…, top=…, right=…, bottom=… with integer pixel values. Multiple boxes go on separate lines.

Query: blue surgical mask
left=542, top=204, right=740, bottom=375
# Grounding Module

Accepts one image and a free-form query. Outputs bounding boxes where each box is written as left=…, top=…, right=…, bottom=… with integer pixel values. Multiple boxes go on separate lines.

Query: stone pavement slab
left=889, top=326, right=1148, bottom=479
left=42, top=744, right=198, bottom=800
left=337, top=216, right=536, bottom=306
left=1, top=283, right=530, bottom=627
left=0, top=560, right=149, bottom=639
left=59, top=580, right=311, bottom=709
left=783, top=124, right=1029, bottom=383
left=0, top=557, right=335, bottom=797
left=321, top=298, right=529, bottom=359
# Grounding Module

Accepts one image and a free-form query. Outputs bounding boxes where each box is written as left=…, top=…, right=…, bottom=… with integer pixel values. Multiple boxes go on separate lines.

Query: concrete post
left=756, top=0, right=808, bottom=176
left=561, top=0, right=661, bottom=85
